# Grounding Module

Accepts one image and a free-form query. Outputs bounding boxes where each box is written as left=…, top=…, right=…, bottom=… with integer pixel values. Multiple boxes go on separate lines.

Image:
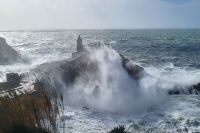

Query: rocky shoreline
left=0, top=36, right=200, bottom=97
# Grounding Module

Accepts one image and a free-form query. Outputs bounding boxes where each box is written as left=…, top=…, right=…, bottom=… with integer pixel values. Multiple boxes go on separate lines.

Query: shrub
left=0, top=80, right=63, bottom=133
left=108, top=125, right=130, bottom=133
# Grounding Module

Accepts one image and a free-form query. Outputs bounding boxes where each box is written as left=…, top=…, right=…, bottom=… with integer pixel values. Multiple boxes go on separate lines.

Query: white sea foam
left=59, top=46, right=200, bottom=114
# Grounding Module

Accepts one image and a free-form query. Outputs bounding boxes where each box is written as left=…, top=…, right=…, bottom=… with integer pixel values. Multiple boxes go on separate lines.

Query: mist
left=38, top=45, right=200, bottom=114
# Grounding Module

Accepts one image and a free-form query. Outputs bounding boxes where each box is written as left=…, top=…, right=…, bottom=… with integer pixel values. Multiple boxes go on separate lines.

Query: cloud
left=0, top=0, right=199, bottom=30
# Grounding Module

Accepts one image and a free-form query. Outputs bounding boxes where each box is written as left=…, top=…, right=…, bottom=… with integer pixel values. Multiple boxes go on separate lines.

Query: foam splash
left=143, top=64, right=200, bottom=91
left=61, top=46, right=200, bottom=114
left=65, top=46, right=140, bottom=113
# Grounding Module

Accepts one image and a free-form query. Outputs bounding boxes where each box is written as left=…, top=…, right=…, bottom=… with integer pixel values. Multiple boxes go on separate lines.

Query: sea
left=0, top=29, right=200, bottom=132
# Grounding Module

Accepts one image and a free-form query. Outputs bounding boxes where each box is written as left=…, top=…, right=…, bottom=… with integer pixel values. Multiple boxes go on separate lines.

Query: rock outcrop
left=168, top=82, right=200, bottom=95
left=120, top=54, right=145, bottom=80
left=33, top=36, right=200, bottom=96
left=34, top=48, right=145, bottom=91
left=0, top=37, right=21, bottom=65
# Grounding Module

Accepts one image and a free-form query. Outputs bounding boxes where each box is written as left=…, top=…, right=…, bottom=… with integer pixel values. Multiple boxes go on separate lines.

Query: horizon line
left=1, top=27, right=200, bottom=32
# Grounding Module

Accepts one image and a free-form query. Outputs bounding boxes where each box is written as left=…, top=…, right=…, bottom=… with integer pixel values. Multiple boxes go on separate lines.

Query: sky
left=0, top=0, right=200, bottom=30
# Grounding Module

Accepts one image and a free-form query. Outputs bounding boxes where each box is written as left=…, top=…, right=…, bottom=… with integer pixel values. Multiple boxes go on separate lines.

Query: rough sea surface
left=0, top=30, right=200, bottom=133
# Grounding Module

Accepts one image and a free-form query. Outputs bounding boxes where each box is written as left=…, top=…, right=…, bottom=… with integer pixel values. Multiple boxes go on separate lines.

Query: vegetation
left=1, top=77, right=130, bottom=133
left=108, top=125, right=130, bottom=133
left=0, top=80, right=63, bottom=133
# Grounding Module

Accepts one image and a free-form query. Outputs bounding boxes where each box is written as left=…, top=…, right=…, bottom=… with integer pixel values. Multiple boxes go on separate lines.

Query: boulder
left=33, top=36, right=146, bottom=90
left=35, top=50, right=145, bottom=92
left=120, top=54, right=145, bottom=80
left=0, top=37, right=21, bottom=64
left=188, top=82, right=200, bottom=94
left=35, top=52, right=99, bottom=88
left=168, top=82, right=200, bottom=95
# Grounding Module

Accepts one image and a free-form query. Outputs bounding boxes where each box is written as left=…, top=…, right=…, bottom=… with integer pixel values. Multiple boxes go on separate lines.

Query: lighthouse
left=77, top=35, right=83, bottom=52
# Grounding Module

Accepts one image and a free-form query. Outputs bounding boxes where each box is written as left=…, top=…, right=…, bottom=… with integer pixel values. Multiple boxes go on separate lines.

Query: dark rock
left=0, top=37, right=21, bottom=65
left=168, top=82, right=200, bottom=95
left=36, top=50, right=146, bottom=92
left=82, top=106, right=90, bottom=110
left=186, top=119, right=199, bottom=127
left=176, top=127, right=189, bottom=132
left=168, top=90, right=181, bottom=95
left=34, top=36, right=146, bottom=90
left=120, top=54, right=145, bottom=80
left=183, top=127, right=188, bottom=132
left=60, top=53, right=99, bottom=86
left=190, top=83, right=200, bottom=93
left=34, top=36, right=200, bottom=97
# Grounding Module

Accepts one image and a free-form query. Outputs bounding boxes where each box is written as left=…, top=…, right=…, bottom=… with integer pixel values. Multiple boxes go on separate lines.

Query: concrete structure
left=0, top=73, right=21, bottom=91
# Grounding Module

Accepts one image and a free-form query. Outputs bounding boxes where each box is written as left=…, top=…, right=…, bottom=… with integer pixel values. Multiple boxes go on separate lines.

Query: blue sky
left=0, top=0, right=200, bottom=30
left=162, top=0, right=191, bottom=4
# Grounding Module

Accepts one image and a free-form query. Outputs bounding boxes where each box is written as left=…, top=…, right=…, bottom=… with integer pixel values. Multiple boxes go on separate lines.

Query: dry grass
left=0, top=80, right=63, bottom=133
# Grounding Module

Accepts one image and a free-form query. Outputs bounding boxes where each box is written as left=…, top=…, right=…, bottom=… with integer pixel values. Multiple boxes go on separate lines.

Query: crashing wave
left=31, top=37, right=200, bottom=113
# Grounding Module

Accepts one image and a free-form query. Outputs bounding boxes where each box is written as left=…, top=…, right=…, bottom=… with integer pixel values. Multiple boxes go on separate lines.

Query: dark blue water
left=1, top=29, right=200, bottom=74
left=1, top=30, right=200, bottom=132
left=74, top=29, right=200, bottom=69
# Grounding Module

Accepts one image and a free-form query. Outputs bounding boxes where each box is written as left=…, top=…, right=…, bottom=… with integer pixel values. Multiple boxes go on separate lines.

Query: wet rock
left=120, top=54, right=145, bottom=80
left=35, top=52, right=99, bottom=90
left=186, top=119, right=199, bottom=127
left=35, top=36, right=146, bottom=90
left=0, top=37, right=21, bottom=65
left=82, top=106, right=90, bottom=110
left=189, top=83, right=200, bottom=94
left=60, top=53, right=99, bottom=85
left=183, top=127, right=188, bottom=132
left=192, top=121, right=199, bottom=127
left=177, top=127, right=188, bottom=132
left=168, top=82, right=200, bottom=95
left=168, top=90, right=181, bottom=95
left=37, top=48, right=146, bottom=91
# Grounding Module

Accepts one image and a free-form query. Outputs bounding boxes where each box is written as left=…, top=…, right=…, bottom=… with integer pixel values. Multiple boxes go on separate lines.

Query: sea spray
left=143, top=64, right=200, bottom=92
left=37, top=45, right=200, bottom=114
left=62, top=45, right=166, bottom=114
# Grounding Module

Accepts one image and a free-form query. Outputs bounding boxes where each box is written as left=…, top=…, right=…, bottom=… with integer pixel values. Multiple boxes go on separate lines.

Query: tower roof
left=78, top=35, right=82, bottom=41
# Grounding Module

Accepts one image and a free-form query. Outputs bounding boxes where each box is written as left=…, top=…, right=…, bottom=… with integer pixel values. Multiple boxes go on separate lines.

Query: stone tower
left=77, top=35, right=83, bottom=52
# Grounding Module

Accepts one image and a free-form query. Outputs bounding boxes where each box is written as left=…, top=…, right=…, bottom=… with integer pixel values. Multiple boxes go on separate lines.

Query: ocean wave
left=36, top=45, right=200, bottom=114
